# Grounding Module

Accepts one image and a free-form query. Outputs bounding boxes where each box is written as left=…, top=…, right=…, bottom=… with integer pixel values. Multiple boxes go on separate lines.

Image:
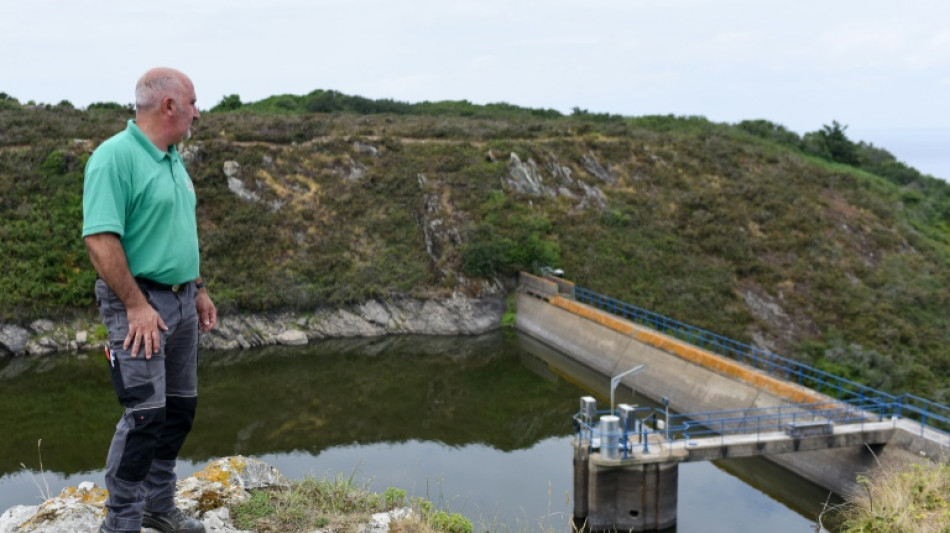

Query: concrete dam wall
left=514, top=276, right=947, bottom=495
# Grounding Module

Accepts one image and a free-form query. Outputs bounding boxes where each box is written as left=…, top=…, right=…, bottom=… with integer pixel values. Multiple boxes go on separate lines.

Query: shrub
left=0, top=92, right=20, bottom=110
left=210, top=94, right=243, bottom=112
left=736, top=119, right=800, bottom=147
left=87, top=101, right=131, bottom=112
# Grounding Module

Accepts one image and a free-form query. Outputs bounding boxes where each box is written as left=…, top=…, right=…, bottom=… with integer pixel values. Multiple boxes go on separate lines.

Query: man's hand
left=125, top=301, right=168, bottom=359
left=85, top=232, right=168, bottom=359
left=196, top=290, right=217, bottom=332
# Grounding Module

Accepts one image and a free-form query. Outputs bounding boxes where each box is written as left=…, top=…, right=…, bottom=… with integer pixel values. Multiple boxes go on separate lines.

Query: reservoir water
left=0, top=332, right=838, bottom=531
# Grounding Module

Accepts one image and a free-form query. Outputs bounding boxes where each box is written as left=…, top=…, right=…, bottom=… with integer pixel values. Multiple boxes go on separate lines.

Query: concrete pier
left=575, top=435, right=680, bottom=531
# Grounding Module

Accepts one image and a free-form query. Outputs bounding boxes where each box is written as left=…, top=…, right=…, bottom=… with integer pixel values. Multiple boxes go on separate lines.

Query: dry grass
left=837, top=458, right=950, bottom=533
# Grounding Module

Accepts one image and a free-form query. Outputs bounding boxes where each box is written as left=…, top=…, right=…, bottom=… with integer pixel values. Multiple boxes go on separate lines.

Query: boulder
left=275, top=329, right=308, bottom=346
left=0, top=324, right=30, bottom=356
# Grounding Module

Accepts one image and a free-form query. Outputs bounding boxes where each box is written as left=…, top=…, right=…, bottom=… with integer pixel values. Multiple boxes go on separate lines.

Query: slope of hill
left=0, top=96, right=947, bottom=402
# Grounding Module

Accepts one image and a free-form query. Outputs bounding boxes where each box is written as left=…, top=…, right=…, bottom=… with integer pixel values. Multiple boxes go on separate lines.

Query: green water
left=0, top=332, right=834, bottom=531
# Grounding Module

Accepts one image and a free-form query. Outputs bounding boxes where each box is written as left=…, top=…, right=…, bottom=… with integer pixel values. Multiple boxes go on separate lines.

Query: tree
left=211, top=94, right=243, bottom=112
left=807, top=120, right=859, bottom=166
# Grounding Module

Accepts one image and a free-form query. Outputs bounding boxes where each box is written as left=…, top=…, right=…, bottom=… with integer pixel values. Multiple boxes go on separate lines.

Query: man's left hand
left=196, top=290, right=217, bottom=332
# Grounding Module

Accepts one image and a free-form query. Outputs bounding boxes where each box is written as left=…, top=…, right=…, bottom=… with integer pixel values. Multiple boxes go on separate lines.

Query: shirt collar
left=126, top=119, right=178, bottom=162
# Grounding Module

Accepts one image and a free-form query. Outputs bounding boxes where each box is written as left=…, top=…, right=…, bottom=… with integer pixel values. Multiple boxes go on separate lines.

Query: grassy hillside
left=0, top=94, right=948, bottom=402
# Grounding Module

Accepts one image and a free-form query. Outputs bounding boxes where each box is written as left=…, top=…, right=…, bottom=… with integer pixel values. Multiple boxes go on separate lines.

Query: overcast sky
left=3, top=0, right=948, bottom=179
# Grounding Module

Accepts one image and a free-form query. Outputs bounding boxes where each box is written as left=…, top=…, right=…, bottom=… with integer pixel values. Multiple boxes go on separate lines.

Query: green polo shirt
left=82, top=120, right=200, bottom=285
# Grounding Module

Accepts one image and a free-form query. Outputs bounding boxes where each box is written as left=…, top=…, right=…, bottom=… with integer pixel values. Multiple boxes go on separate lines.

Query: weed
left=18, top=439, right=52, bottom=502
left=837, top=459, right=950, bottom=532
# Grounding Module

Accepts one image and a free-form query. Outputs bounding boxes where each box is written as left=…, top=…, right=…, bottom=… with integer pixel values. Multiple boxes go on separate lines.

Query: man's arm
left=84, top=232, right=167, bottom=359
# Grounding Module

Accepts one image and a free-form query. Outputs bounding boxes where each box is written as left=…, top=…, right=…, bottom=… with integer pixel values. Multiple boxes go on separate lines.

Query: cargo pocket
left=107, top=351, right=155, bottom=408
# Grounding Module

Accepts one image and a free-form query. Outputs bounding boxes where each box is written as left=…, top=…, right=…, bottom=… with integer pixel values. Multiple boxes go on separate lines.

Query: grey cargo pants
left=95, top=278, right=200, bottom=532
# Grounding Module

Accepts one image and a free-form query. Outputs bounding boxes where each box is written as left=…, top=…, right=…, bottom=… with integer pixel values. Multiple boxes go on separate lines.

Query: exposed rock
left=738, top=281, right=818, bottom=356
left=353, top=141, right=379, bottom=157
left=11, top=294, right=504, bottom=356
left=227, top=177, right=260, bottom=203
left=416, top=177, right=464, bottom=279
left=0, top=456, right=413, bottom=533
left=505, top=153, right=555, bottom=198
left=223, top=161, right=264, bottom=203
left=361, top=508, right=414, bottom=533
left=24, top=338, right=58, bottom=356
left=28, top=320, right=55, bottom=334
left=223, top=160, right=241, bottom=179
left=503, top=151, right=606, bottom=212
left=576, top=181, right=608, bottom=211
left=0, top=480, right=108, bottom=533
left=336, top=157, right=367, bottom=181
left=0, top=324, right=30, bottom=356
left=581, top=152, right=616, bottom=184
left=0, top=456, right=283, bottom=533
left=275, top=329, right=308, bottom=346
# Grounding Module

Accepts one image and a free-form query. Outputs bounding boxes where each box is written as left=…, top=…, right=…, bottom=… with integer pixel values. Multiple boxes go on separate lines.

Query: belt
left=135, top=277, right=190, bottom=293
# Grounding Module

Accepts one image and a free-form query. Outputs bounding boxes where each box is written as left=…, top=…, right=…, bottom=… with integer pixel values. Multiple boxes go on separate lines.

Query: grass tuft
left=837, top=459, right=950, bottom=533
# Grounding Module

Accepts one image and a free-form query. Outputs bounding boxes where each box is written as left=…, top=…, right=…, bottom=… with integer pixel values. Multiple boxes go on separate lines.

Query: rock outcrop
left=0, top=293, right=505, bottom=358
left=503, top=151, right=608, bottom=211
left=199, top=294, right=504, bottom=351
left=0, top=457, right=411, bottom=533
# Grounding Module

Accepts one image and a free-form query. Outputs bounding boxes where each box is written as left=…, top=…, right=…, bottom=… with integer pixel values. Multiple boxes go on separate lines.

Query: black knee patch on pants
left=117, top=407, right=166, bottom=482
left=155, top=396, right=197, bottom=461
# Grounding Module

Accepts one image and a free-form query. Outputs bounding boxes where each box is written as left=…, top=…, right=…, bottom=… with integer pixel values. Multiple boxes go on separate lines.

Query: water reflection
left=0, top=332, right=829, bottom=531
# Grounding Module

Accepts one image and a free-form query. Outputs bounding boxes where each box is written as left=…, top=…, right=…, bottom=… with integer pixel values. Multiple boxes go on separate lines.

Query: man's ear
left=161, top=97, right=175, bottom=116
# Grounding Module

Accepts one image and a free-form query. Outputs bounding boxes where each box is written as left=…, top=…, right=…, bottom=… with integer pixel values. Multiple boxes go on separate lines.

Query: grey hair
left=135, top=73, right=186, bottom=112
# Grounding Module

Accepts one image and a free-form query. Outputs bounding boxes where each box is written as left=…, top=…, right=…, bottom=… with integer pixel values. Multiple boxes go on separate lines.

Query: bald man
left=83, top=67, right=216, bottom=533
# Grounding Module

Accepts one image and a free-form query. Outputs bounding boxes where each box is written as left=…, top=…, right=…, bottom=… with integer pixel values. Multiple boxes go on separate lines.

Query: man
left=83, top=67, right=217, bottom=533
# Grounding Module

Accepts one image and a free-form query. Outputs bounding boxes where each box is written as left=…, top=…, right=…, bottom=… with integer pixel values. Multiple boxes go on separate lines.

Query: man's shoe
left=142, top=508, right=205, bottom=533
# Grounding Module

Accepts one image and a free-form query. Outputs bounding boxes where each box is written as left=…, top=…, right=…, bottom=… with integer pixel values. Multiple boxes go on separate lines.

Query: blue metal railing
left=574, top=398, right=950, bottom=459
left=572, top=285, right=950, bottom=436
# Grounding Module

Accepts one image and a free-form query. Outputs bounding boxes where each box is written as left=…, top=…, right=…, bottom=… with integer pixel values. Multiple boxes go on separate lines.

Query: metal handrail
left=573, top=286, right=950, bottom=436
left=574, top=399, right=950, bottom=455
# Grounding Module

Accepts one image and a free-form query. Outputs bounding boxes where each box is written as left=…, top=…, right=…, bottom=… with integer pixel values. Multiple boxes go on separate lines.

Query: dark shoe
left=142, top=508, right=205, bottom=533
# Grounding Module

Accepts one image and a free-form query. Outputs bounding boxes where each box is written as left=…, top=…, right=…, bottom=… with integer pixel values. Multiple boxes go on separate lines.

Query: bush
left=837, top=462, right=950, bottom=532
left=210, top=94, right=243, bottom=112
left=736, top=119, right=800, bottom=147
left=0, top=92, right=20, bottom=110
left=87, top=101, right=131, bottom=112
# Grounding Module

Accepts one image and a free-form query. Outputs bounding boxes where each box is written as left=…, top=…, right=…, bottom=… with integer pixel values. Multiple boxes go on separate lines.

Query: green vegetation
left=836, top=461, right=950, bottom=532
left=230, top=474, right=471, bottom=533
left=1, top=93, right=948, bottom=403
left=214, top=89, right=563, bottom=121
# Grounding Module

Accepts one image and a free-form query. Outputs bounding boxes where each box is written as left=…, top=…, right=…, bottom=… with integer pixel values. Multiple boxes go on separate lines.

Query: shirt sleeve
left=82, top=147, right=129, bottom=238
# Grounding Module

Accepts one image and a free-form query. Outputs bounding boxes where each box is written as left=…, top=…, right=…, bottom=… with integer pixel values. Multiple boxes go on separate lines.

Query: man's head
left=134, top=67, right=200, bottom=146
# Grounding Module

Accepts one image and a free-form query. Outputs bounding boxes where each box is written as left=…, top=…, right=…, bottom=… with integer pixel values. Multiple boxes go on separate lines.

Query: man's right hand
left=85, top=233, right=169, bottom=359
left=124, top=301, right=168, bottom=359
